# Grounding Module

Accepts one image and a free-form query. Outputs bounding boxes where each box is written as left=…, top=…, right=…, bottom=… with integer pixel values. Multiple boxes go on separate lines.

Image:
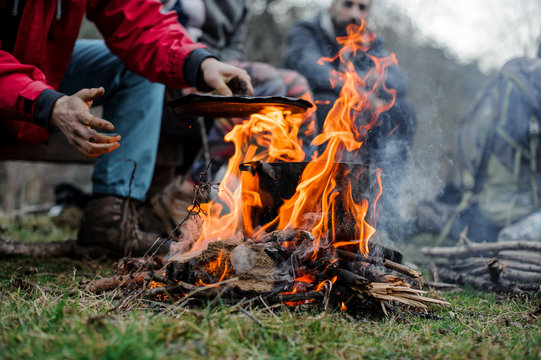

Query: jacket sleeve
left=283, top=22, right=339, bottom=96
left=87, top=0, right=208, bottom=89
left=0, top=50, right=54, bottom=142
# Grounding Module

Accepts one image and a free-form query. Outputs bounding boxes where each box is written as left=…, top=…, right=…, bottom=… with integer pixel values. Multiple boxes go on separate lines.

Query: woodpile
left=421, top=231, right=541, bottom=294
left=83, top=230, right=449, bottom=315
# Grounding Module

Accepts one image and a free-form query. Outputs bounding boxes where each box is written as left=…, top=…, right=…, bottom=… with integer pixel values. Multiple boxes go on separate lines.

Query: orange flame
left=197, top=249, right=231, bottom=287
left=180, top=21, right=399, bottom=302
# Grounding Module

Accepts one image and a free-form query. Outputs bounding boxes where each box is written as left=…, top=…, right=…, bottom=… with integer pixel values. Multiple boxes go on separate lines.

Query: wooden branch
left=366, top=282, right=450, bottom=308
left=267, top=291, right=324, bottom=303
left=421, top=241, right=541, bottom=258
left=0, top=238, right=76, bottom=258
left=424, top=281, right=460, bottom=291
left=498, top=251, right=541, bottom=267
left=448, top=257, right=541, bottom=273
left=502, top=268, right=541, bottom=283
left=383, top=259, right=424, bottom=286
left=436, top=268, right=523, bottom=294
left=487, top=258, right=504, bottom=283
left=335, top=268, right=371, bottom=288
left=335, top=249, right=423, bottom=284
left=83, top=273, right=147, bottom=294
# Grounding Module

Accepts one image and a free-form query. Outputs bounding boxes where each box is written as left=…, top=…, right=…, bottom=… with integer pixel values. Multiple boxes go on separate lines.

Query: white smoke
left=230, top=244, right=256, bottom=275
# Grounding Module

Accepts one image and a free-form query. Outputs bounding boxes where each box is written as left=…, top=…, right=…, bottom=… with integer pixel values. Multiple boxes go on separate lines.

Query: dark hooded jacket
left=283, top=10, right=417, bottom=236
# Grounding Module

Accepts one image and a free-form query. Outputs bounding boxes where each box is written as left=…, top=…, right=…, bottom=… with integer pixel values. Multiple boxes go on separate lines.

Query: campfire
left=85, top=23, right=449, bottom=314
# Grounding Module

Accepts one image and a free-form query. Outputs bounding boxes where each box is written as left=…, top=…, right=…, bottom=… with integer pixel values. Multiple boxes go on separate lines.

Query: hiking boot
left=77, top=196, right=171, bottom=257
left=151, top=176, right=203, bottom=234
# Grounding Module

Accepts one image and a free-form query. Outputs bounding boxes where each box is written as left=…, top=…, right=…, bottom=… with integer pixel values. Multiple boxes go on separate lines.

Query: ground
left=0, top=215, right=540, bottom=359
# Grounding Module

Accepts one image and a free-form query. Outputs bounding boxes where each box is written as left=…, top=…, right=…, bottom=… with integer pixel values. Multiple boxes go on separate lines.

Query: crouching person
left=415, top=44, right=541, bottom=244
left=0, top=0, right=252, bottom=257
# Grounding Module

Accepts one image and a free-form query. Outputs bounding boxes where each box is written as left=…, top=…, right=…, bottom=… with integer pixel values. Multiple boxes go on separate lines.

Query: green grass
left=1, top=215, right=540, bottom=359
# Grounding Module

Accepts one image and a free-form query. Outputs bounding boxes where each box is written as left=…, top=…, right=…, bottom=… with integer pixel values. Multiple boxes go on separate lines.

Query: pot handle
left=239, top=161, right=281, bottom=180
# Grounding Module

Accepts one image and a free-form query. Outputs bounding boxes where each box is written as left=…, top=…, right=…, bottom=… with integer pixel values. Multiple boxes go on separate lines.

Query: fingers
left=79, top=111, right=115, bottom=132
left=51, top=87, right=121, bottom=157
left=211, top=80, right=234, bottom=97
left=87, top=129, right=121, bottom=144
left=200, top=58, right=253, bottom=96
left=71, top=121, right=121, bottom=157
left=71, top=136, right=121, bottom=158
left=76, top=87, right=105, bottom=106
left=235, top=71, right=254, bottom=96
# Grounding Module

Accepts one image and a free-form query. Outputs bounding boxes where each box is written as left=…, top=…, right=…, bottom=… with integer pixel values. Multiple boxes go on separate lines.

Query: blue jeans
left=59, top=40, right=164, bottom=201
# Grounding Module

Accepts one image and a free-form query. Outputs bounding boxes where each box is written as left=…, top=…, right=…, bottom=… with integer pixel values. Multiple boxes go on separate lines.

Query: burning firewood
left=82, top=229, right=449, bottom=315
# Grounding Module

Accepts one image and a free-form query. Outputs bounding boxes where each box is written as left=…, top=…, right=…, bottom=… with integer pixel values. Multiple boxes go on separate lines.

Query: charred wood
left=335, top=249, right=423, bottom=284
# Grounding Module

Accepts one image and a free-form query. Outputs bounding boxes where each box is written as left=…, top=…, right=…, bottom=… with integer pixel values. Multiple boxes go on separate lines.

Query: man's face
left=329, top=0, right=371, bottom=35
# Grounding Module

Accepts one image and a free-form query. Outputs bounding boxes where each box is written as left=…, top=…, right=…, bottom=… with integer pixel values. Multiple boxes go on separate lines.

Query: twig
left=267, top=292, right=324, bottom=303
left=238, top=306, right=265, bottom=327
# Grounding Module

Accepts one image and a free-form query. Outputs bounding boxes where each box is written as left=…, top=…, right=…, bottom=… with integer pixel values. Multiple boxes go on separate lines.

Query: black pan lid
left=167, top=94, right=313, bottom=118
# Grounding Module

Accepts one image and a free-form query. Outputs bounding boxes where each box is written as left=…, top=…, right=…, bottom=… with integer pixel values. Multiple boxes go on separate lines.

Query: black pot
left=239, top=161, right=372, bottom=239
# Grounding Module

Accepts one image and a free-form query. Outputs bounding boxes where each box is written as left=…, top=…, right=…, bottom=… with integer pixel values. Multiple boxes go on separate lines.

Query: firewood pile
left=421, top=231, right=541, bottom=294
left=83, top=230, right=449, bottom=315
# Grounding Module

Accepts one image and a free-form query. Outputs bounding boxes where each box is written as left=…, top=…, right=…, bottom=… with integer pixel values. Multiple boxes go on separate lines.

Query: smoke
left=166, top=215, right=203, bottom=262
left=230, top=244, right=256, bottom=274
left=396, top=83, right=448, bottom=223
left=167, top=214, right=241, bottom=263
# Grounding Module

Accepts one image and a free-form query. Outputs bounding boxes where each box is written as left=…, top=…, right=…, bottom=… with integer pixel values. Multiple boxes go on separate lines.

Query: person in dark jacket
left=0, top=0, right=252, bottom=257
left=283, top=0, right=416, bottom=243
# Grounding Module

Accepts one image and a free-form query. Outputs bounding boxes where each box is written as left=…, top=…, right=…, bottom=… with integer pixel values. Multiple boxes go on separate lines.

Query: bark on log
left=436, top=268, right=523, bottom=294
left=498, top=251, right=541, bottom=267
left=487, top=258, right=504, bottom=283
left=421, top=241, right=541, bottom=258
left=0, top=238, right=118, bottom=259
left=336, top=249, right=423, bottom=284
left=502, top=268, right=541, bottom=283
left=448, top=257, right=541, bottom=273
left=83, top=273, right=147, bottom=294
left=0, top=238, right=76, bottom=258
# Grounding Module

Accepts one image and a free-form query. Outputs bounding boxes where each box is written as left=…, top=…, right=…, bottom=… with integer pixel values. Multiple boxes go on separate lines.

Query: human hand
left=200, top=58, right=254, bottom=96
left=50, top=87, right=121, bottom=157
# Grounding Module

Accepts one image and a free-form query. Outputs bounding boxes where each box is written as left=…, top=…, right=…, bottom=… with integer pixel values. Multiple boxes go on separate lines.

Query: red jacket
left=0, top=0, right=204, bottom=143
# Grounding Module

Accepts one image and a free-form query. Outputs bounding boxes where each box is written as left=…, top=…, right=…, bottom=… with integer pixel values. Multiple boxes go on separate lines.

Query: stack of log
left=421, top=234, right=541, bottom=294
left=83, top=230, right=449, bottom=314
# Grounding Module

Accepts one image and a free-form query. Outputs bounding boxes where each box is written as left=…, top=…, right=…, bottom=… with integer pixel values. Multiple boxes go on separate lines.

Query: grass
left=1, top=215, right=540, bottom=359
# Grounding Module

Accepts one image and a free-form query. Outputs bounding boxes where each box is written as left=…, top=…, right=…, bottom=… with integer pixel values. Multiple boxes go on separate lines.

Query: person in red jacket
left=0, top=0, right=252, bottom=257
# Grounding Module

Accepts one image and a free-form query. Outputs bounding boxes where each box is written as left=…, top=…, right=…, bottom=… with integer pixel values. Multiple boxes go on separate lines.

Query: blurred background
left=1, top=0, right=540, bottom=221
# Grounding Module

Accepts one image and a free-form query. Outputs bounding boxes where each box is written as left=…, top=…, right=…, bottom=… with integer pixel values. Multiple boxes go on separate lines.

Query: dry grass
left=0, top=215, right=540, bottom=359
